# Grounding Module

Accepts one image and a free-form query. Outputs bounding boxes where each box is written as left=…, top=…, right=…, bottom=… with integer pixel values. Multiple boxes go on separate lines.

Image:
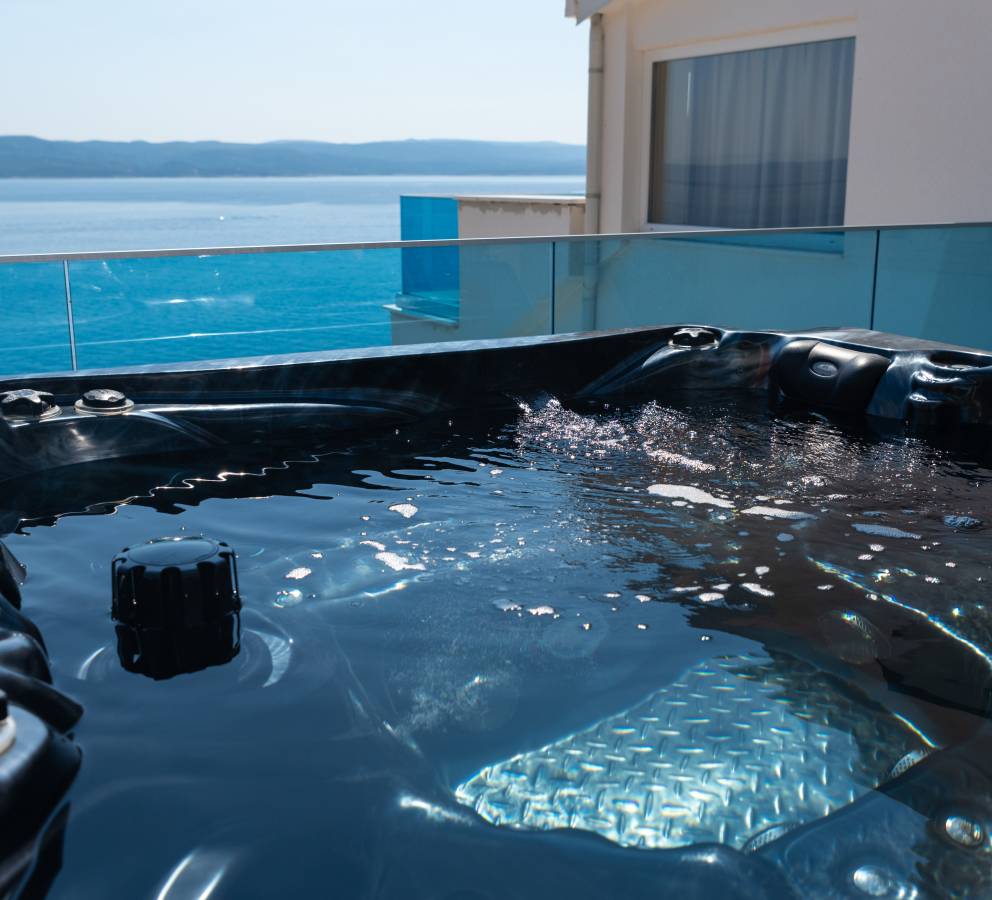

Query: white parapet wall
left=455, top=195, right=585, bottom=240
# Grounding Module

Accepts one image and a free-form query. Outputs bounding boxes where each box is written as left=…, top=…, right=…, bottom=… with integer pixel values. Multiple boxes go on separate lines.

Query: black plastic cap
left=111, top=537, right=241, bottom=679
left=81, top=389, right=128, bottom=410
left=1, top=390, right=58, bottom=420
left=112, top=537, right=240, bottom=627
left=670, top=327, right=720, bottom=348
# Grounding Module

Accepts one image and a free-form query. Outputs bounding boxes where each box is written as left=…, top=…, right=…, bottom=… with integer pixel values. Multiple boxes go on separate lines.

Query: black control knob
left=111, top=537, right=241, bottom=679
left=670, top=327, right=720, bottom=348
left=75, top=388, right=133, bottom=414
left=1, top=389, right=59, bottom=420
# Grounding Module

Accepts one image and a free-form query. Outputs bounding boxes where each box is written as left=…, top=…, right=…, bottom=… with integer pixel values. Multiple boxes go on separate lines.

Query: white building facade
left=567, top=0, right=992, bottom=233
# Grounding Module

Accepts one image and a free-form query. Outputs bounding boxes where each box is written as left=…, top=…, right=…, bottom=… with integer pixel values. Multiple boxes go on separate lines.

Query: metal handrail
left=62, top=261, right=78, bottom=370
left=0, top=219, right=987, bottom=266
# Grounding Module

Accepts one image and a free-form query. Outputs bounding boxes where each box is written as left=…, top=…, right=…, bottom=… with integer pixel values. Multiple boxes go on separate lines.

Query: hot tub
left=1, top=325, right=991, bottom=898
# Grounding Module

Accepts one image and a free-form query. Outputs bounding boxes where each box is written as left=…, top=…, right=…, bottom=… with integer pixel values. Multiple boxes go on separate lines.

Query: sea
left=0, top=176, right=583, bottom=374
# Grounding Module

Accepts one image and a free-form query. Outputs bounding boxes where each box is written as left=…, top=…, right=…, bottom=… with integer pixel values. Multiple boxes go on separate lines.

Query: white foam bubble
left=741, top=583, right=775, bottom=597
left=852, top=523, right=921, bottom=540
left=527, top=605, right=557, bottom=617
left=742, top=506, right=814, bottom=520
left=361, top=540, right=387, bottom=551
left=493, top=599, right=522, bottom=612
left=376, top=552, right=426, bottom=572
left=647, top=450, right=716, bottom=473
left=648, top=484, right=733, bottom=508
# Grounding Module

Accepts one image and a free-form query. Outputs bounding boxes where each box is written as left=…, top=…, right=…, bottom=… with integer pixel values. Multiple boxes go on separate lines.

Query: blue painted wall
left=399, top=196, right=460, bottom=308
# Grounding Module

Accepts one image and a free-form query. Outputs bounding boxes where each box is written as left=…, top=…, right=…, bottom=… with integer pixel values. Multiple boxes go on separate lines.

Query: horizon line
left=1, top=134, right=587, bottom=148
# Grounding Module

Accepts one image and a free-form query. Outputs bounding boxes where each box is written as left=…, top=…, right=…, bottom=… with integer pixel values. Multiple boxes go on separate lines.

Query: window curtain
left=650, top=38, right=856, bottom=228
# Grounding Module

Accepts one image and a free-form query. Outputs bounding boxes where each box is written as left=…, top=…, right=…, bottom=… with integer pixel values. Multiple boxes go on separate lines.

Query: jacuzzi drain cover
left=455, top=651, right=929, bottom=850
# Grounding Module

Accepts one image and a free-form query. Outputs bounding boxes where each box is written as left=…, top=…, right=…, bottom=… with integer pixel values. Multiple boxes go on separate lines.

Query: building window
left=648, top=38, right=855, bottom=229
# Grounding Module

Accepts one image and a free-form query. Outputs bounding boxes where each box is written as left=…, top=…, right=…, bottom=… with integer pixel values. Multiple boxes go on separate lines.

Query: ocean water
left=0, top=176, right=583, bottom=374
left=0, top=176, right=584, bottom=254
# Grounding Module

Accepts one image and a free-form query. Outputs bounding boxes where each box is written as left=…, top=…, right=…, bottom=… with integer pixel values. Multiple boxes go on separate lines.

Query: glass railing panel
left=67, top=240, right=552, bottom=369
left=25, top=222, right=992, bottom=377
left=0, top=262, right=72, bottom=375
left=553, top=230, right=878, bottom=334
left=69, top=249, right=402, bottom=369
left=873, top=226, right=992, bottom=351
left=388, top=239, right=552, bottom=345
left=400, top=241, right=460, bottom=313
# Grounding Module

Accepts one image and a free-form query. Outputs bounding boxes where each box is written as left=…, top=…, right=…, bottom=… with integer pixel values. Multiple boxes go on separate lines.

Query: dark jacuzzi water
left=8, top=391, right=992, bottom=898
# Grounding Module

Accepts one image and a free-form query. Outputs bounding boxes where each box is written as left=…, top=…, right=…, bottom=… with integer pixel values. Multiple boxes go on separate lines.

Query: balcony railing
left=0, top=223, right=990, bottom=375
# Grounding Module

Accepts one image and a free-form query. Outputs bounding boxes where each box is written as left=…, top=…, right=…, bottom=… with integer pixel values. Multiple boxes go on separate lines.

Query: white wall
left=593, top=0, right=992, bottom=231
left=456, top=196, right=585, bottom=238
left=844, top=0, right=992, bottom=225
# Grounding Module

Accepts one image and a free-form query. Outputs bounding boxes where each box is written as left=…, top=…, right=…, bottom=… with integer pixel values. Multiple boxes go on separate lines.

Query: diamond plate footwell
left=455, top=652, right=929, bottom=850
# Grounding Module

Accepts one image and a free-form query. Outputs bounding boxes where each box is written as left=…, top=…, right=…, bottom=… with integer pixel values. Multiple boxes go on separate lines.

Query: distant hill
left=0, top=136, right=586, bottom=178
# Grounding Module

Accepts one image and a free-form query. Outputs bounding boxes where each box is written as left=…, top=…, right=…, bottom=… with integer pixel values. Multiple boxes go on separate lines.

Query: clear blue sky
left=0, top=0, right=588, bottom=145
